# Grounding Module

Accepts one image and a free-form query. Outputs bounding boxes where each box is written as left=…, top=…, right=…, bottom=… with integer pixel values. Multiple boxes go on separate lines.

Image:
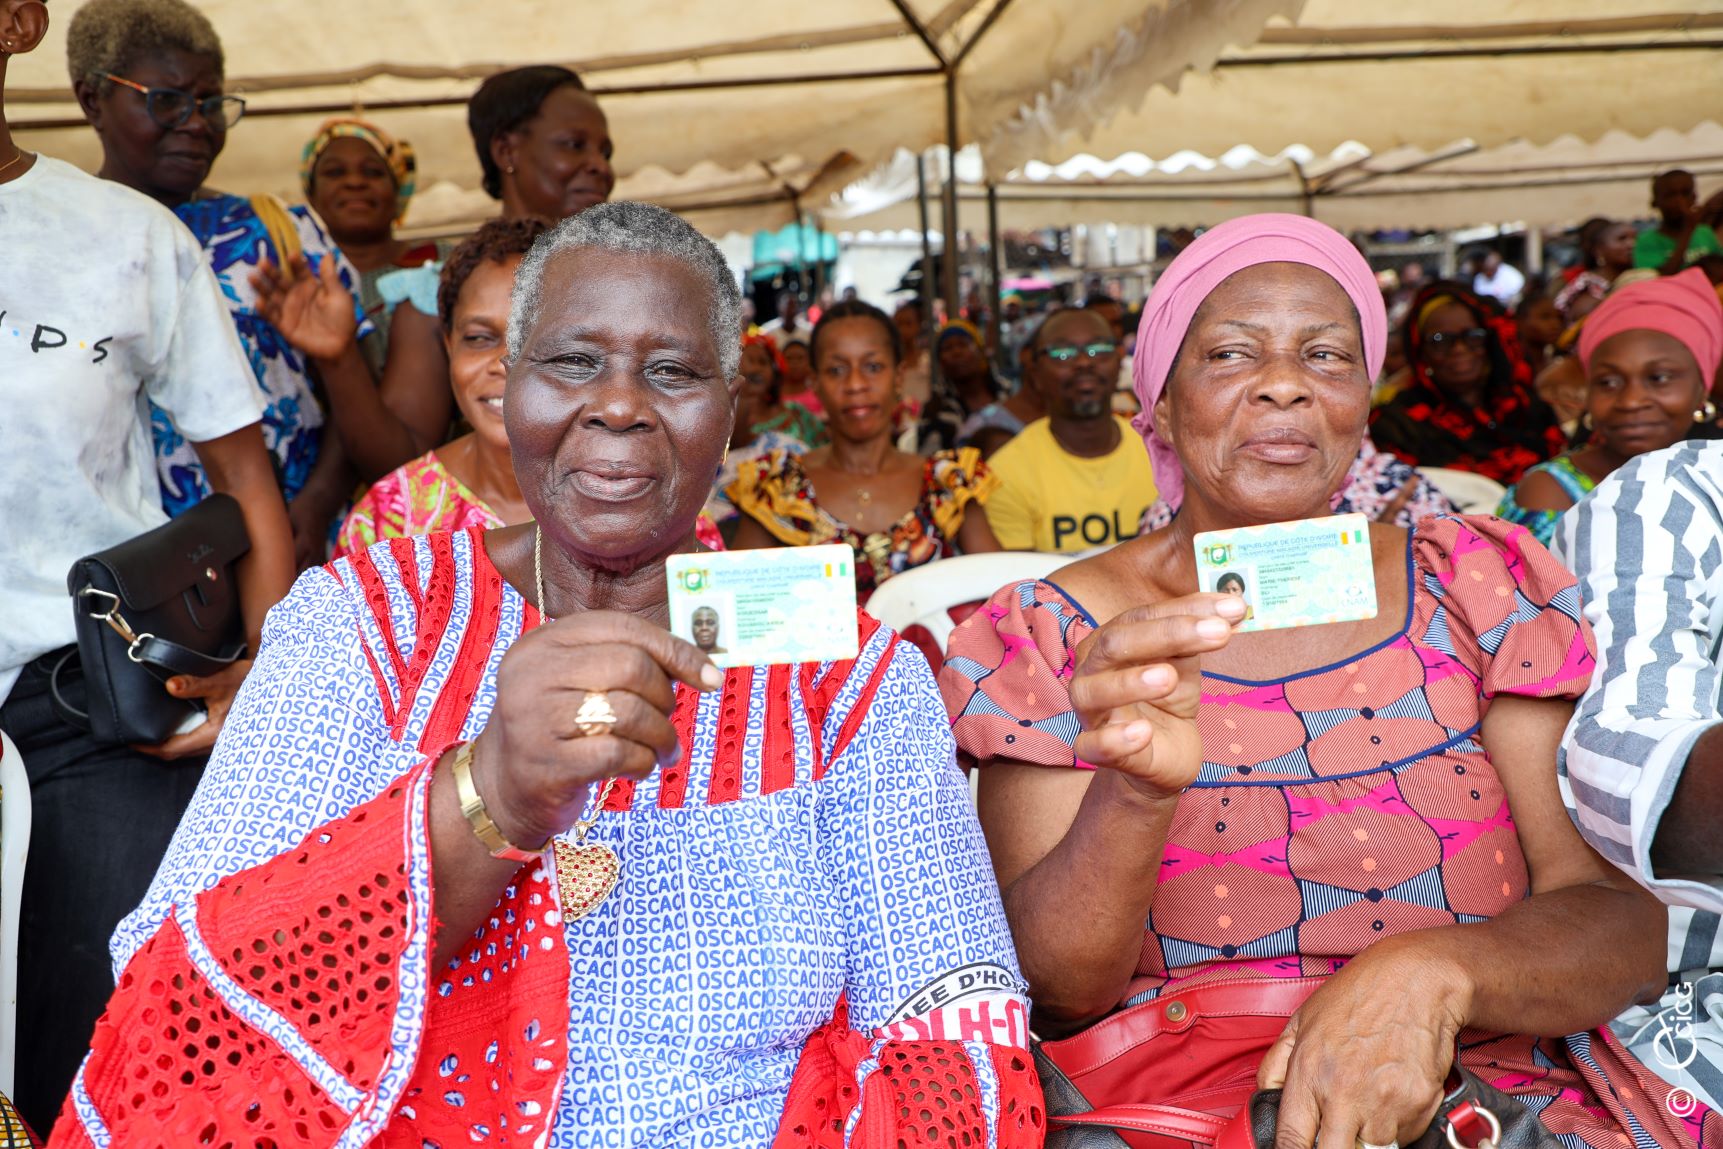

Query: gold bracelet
left=449, top=741, right=548, bottom=862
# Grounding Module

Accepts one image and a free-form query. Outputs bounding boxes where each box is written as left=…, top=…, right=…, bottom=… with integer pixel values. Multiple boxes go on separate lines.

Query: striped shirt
left=1555, top=440, right=1723, bottom=1110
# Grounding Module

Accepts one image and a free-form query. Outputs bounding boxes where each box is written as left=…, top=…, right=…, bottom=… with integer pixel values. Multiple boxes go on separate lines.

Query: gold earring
left=1696, top=402, right=1718, bottom=423
left=1581, top=412, right=1593, bottom=431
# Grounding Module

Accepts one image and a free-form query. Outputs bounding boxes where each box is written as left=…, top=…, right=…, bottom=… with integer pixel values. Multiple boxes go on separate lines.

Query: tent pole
left=1291, top=158, right=1314, bottom=217
left=941, top=70, right=962, bottom=323
left=791, top=196, right=807, bottom=307
left=987, top=181, right=1003, bottom=374
left=917, top=152, right=938, bottom=371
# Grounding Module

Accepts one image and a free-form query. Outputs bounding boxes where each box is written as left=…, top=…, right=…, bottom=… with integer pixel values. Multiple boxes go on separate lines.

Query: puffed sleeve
left=728, top=448, right=822, bottom=547
left=775, top=629, right=1043, bottom=1148
left=1410, top=513, right=1596, bottom=703
left=108, top=565, right=420, bottom=969
left=926, top=446, right=1000, bottom=542
left=938, top=579, right=1096, bottom=768
left=333, top=466, right=406, bottom=558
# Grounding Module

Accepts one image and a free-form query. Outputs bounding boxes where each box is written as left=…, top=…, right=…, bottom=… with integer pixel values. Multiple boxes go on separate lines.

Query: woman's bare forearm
left=1001, top=770, right=1181, bottom=1033
left=1370, top=877, right=1667, bottom=1039
left=316, top=340, right=426, bottom=480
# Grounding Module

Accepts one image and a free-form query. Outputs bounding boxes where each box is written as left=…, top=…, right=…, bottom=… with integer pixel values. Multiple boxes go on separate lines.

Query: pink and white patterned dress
left=335, top=450, right=502, bottom=559
left=940, top=514, right=1714, bottom=1147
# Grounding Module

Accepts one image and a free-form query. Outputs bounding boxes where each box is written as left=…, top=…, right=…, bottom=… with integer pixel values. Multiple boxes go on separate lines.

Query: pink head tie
left=1130, top=214, right=1388, bottom=511
left=1578, top=267, right=1723, bottom=394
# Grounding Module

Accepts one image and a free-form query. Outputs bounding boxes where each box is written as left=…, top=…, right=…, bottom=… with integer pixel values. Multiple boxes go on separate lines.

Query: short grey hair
left=67, top=0, right=225, bottom=88
left=508, top=202, right=743, bottom=379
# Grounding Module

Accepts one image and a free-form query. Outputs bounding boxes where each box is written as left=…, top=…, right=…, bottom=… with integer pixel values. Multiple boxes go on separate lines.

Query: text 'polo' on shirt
left=984, top=416, right=1159, bottom=553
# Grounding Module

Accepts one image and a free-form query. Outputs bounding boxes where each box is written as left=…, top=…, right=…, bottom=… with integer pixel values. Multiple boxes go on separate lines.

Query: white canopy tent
left=6, top=0, right=1300, bottom=255
left=993, top=1, right=1723, bottom=171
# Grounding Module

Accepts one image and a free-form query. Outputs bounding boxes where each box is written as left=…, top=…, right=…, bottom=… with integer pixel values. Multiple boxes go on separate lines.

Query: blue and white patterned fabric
left=114, top=529, right=1029, bottom=1146
left=153, top=195, right=370, bottom=514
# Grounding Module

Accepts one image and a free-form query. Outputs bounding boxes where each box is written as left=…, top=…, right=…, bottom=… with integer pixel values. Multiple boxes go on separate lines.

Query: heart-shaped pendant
left=552, top=839, right=620, bottom=921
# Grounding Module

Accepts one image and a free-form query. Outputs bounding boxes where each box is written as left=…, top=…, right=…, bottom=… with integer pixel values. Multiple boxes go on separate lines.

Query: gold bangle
left=449, top=741, right=547, bottom=862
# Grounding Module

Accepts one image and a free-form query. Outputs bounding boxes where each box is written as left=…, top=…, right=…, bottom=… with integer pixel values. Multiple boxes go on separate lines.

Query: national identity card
left=1191, top=513, right=1377, bottom=634
left=666, top=543, right=859, bottom=668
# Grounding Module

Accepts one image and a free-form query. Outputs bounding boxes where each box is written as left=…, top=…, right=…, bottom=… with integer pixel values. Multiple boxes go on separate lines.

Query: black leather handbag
left=53, top=493, right=252, bottom=745
left=1230, top=1067, right=1562, bottom=1149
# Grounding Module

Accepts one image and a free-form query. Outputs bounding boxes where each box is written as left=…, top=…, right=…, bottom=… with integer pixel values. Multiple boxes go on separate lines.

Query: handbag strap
left=48, top=639, right=244, bottom=733
left=131, top=634, right=246, bottom=679
left=1052, top=1105, right=1230, bottom=1142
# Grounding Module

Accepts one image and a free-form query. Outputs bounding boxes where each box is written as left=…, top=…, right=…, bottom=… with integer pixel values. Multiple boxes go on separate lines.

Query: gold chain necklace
left=533, top=523, right=623, bottom=921
left=0, top=150, right=29, bottom=181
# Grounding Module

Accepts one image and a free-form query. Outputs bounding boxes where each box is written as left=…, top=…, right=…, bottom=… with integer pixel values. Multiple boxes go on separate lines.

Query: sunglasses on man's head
left=96, top=73, right=246, bottom=130
left=1038, top=341, right=1118, bottom=363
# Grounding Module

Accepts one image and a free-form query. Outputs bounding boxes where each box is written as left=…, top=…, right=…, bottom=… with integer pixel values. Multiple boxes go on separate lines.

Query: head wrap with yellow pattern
left=300, top=117, right=417, bottom=224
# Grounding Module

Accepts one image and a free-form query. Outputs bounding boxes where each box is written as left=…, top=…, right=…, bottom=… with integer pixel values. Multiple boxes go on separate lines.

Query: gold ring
left=574, top=691, right=620, bottom=738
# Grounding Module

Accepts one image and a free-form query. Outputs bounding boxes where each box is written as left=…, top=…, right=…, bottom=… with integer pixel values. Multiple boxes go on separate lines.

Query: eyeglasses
left=1424, top=328, right=1488, bottom=353
left=96, top=73, right=246, bottom=130
left=1039, top=341, right=1118, bottom=364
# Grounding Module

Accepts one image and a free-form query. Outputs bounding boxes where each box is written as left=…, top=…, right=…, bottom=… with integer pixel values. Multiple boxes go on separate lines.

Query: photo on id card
left=1191, top=513, right=1378, bottom=634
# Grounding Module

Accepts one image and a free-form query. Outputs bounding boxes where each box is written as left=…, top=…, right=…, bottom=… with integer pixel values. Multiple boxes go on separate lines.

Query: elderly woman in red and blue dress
left=51, top=203, right=1042, bottom=1149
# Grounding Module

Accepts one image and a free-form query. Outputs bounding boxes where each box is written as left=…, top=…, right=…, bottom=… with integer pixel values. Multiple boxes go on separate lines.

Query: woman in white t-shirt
left=0, top=1, right=293, bottom=1131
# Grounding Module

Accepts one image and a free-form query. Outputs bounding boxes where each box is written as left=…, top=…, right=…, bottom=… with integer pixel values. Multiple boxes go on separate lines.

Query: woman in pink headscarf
left=1498, top=267, right=1723, bottom=545
left=939, top=215, right=1707, bottom=1147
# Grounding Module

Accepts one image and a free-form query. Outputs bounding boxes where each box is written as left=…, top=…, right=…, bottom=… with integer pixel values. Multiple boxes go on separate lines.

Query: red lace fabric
left=774, top=1000, right=1044, bottom=1149
left=53, top=758, right=1041, bottom=1148
left=51, top=763, right=572, bottom=1149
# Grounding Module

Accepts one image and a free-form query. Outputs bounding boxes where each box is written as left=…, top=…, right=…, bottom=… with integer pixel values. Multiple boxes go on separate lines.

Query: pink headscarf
left=1130, top=214, right=1388, bottom=511
left=1578, top=267, right=1723, bottom=393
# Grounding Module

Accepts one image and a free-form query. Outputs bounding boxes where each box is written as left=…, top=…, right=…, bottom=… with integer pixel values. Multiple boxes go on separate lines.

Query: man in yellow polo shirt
left=986, top=308, right=1157, bottom=553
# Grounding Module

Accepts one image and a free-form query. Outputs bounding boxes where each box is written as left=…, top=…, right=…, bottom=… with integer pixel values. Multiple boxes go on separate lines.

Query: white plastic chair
left=867, top=551, right=1074, bottom=661
left=869, top=552, right=1074, bottom=804
left=0, top=731, right=27, bottom=1097
left=1419, top=466, right=1508, bottom=515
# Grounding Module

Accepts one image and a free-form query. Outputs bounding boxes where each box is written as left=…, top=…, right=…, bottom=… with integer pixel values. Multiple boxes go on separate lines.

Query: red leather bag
left=1033, top=977, right=1325, bottom=1149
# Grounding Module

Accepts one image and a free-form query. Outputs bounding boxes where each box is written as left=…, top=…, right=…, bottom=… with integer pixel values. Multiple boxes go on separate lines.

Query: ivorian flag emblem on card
left=1340, top=528, right=1365, bottom=544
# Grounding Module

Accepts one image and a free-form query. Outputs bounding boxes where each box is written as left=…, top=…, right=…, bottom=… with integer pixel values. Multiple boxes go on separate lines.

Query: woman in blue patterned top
left=69, top=0, right=373, bottom=568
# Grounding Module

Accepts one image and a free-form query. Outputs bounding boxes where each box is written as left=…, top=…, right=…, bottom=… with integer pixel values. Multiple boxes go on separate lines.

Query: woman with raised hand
left=1498, top=267, right=1723, bottom=545
left=941, top=214, right=1706, bottom=1148
left=729, top=301, right=1001, bottom=601
left=50, top=203, right=1040, bottom=1149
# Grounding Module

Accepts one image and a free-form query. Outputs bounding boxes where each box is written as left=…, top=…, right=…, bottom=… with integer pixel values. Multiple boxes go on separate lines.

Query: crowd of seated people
left=9, top=0, right=1723, bottom=1143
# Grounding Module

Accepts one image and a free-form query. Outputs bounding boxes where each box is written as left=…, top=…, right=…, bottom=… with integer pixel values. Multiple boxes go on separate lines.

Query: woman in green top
left=1498, top=268, right=1722, bottom=544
